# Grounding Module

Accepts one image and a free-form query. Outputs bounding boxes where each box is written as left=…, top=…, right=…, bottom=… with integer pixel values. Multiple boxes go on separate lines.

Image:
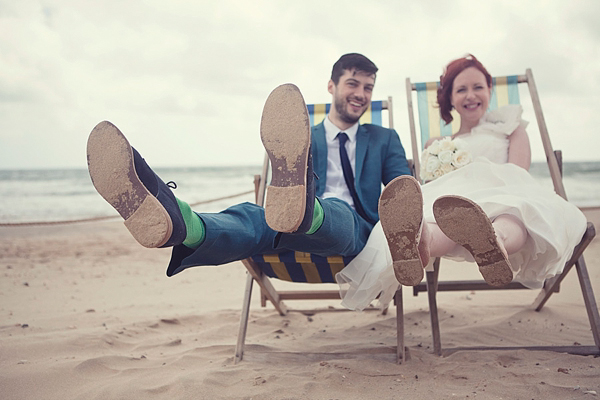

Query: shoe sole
left=87, top=121, right=172, bottom=248
left=433, top=196, right=513, bottom=287
left=379, top=176, right=425, bottom=286
left=260, top=84, right=311, bottom=233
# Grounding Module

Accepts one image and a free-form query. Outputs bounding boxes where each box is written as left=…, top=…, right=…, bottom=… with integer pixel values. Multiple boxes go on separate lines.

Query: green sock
left=306, top=198, right=324, bottom=235
left=176, top=198, right=205, bottom=248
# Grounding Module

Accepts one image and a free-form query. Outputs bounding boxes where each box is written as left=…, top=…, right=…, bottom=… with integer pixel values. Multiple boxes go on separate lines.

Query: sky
left=1, top=0, right=599, bottom=169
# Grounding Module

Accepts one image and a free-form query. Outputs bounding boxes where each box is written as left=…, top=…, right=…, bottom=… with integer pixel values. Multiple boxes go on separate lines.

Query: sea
left=1, top=162, right=599, bottom=225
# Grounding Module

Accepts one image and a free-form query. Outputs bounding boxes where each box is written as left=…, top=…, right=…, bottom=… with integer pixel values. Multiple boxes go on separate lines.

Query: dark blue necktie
left=337, top=132, right=369, bottom=222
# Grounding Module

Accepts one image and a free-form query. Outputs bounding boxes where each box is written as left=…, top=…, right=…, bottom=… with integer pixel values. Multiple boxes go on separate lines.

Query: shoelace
left=166, top=181, right=177, bottom=189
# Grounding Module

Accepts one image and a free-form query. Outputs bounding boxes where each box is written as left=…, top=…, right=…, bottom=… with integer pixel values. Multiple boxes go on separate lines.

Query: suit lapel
left=312, top=123, right=328, bottom=195
left=355, top=124, right=369, bottom=184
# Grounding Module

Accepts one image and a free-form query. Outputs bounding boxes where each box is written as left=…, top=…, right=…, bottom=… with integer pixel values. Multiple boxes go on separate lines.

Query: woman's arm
left=507, top=124, right=531, bottom=170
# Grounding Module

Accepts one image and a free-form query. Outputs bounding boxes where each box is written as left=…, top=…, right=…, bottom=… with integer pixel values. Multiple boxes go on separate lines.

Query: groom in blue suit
left=86, top=53, right=411, bottom=277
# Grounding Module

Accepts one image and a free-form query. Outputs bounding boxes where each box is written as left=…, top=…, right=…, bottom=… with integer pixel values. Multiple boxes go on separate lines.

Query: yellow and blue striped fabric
left=415, top=76, right=520, bottom=150
left=307, top=100, right=385, bottom=127
left=251, top=252, right=354, bottom=283
left=253, top=100, right=387, bottom=283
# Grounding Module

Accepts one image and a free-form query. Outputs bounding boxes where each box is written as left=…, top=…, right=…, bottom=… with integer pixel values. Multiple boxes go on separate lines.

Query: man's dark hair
left=330, top=53, right=378, bottom=84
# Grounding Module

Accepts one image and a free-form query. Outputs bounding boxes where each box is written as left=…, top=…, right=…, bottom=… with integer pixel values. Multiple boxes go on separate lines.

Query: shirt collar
left=324, top=115, right=359, bottom=143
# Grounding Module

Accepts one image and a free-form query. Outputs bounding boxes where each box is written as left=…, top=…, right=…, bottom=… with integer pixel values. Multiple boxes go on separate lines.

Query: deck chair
left=234, top=97, right=409, bottom=364
left=405, top=69, right=600, bottom=356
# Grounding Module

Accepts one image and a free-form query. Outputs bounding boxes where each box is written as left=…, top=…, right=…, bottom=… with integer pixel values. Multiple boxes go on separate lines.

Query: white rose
left=426, top=140, right=441, bottom=155
left=432, top=168, right=444, bottom=179
left=452, top=149, right=472, bottom=167
left=440, top=162, right=455, bottom=175
left=420, top=169, right=433, bottom=181
left=425, top=155, right=440, bottom=173
left=438, top=137, right=455, bottom=152
left=437, top=149, right=453, bottom=164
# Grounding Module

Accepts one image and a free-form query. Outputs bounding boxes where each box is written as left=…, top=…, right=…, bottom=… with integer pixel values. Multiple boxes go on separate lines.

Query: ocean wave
left=0, top=163, right=598, bottom=224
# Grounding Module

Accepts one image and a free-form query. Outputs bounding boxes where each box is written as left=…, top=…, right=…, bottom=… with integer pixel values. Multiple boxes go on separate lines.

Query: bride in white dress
left=336, top=55, right=587, bottom=311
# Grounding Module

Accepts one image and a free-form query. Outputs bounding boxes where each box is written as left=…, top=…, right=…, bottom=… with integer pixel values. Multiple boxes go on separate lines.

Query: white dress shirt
left=321, top=116, right=360, bottom=209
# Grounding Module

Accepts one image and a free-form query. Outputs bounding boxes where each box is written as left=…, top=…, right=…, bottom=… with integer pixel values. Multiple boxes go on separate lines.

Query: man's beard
left=334, top=97, right=365, bottom=124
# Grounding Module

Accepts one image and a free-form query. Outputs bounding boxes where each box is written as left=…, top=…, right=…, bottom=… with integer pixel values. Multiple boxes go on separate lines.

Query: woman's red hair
left=437, top=54, right=492, bottom=124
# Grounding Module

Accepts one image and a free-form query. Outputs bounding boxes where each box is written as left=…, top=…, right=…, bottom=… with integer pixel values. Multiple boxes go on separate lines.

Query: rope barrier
left=0, top=189, right=255, bottom=227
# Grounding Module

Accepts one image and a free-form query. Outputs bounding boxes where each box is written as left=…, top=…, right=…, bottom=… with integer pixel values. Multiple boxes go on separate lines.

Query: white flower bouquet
left=420, top=136, right=472, bottom=181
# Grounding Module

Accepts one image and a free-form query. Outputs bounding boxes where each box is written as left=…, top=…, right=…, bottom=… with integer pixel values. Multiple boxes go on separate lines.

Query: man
left=86, top=53, right=411, bottom=277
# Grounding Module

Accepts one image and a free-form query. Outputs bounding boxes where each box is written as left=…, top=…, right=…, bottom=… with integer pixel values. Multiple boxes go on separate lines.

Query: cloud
left=0, top=0, right=599, bottom=169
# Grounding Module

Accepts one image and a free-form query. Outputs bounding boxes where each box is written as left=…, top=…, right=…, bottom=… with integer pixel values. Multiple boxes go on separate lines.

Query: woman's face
left=450, top=66, right=492, bottom=126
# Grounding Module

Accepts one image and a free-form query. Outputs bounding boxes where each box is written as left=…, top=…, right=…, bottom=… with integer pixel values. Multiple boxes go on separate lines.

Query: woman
left=336, top=54, right=587, bottom=311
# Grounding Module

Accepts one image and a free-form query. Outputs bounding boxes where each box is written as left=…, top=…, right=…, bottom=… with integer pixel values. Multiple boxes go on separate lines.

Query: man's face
left=328, top=69, right=375, bottom=125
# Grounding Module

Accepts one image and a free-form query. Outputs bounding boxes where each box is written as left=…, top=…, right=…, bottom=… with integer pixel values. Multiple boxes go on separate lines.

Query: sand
left=1, top=209, right=599, bottom=399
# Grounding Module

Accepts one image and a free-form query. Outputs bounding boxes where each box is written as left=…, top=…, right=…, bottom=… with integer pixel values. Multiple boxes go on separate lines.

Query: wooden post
left=406, top=78, right=421, bottom=179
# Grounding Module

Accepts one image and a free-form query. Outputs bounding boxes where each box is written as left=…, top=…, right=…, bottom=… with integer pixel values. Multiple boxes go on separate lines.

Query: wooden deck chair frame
left=234, top=97, right=409, bottom=364
left=405, top=69, right=600, bottom=356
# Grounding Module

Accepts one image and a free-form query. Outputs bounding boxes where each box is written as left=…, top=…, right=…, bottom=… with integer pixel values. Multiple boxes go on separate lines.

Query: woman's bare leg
left=492, top=214, right=527, bottom=255
left=425, top=222, right=461, bottom=258
left=426, top=213, right=527, bottom=258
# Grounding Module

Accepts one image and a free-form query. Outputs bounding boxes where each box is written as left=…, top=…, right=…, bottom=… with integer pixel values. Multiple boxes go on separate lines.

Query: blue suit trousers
left=166, top=198, right=373, bottom=276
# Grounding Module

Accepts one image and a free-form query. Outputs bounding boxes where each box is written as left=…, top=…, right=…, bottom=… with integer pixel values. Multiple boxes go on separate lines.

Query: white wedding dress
left=336, top=105, right=588, bottom=310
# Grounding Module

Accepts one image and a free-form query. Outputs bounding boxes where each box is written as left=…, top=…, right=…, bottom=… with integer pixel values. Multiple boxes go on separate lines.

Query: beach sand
left=1, top=209, right=599, bottom=399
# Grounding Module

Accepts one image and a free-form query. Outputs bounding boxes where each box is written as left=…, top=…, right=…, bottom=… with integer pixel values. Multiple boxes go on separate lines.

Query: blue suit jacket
left=311, top=122, right=411, bottom=224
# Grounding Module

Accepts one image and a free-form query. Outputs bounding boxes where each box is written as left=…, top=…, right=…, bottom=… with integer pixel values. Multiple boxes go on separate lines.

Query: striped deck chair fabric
left=250, top=252, right=354, bottom=283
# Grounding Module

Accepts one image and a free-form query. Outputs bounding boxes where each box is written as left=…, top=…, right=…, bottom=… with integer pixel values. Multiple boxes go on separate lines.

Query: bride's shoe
left=433, top=195, right=513, bottom=287
left=379, top=176, right=428, bottom=286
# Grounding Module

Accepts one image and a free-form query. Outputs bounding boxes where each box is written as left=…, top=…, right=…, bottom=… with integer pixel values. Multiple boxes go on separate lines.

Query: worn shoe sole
left=87, top=121, right=172, bottom=248
left=379, top=176, right=425, bottom=286
left=260, top=84, right=311, bottom=233
left=433, top=196, right=513, bottom=287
